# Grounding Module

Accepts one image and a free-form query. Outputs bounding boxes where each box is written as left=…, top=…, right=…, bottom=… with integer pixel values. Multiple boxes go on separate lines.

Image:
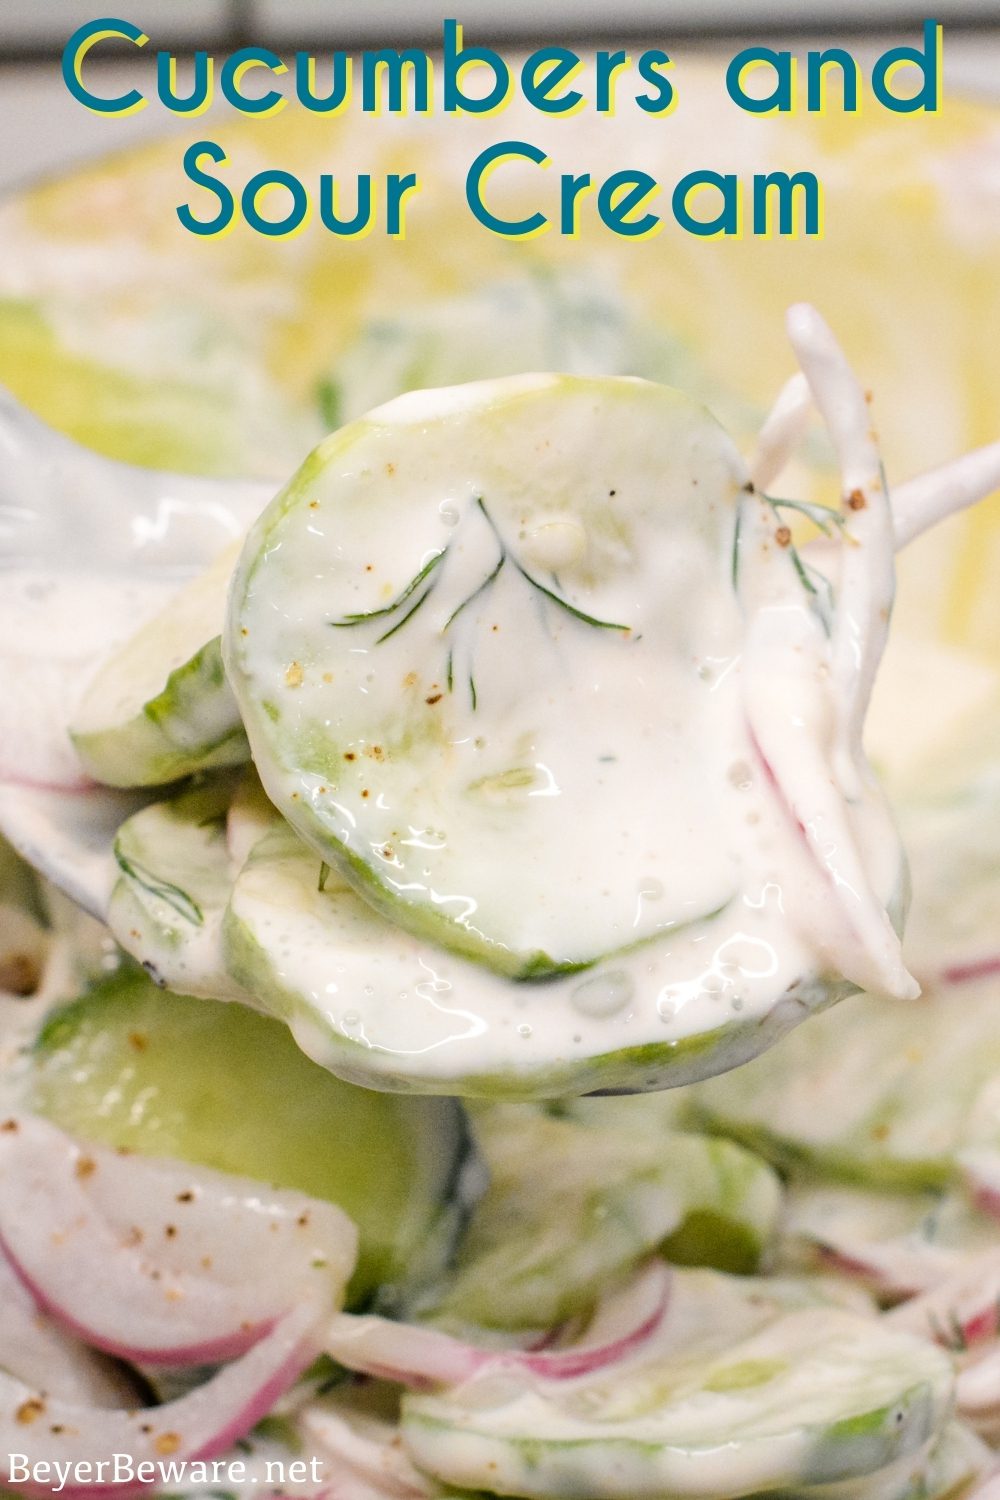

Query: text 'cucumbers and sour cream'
left=222, top=356, right=912, bottom=1096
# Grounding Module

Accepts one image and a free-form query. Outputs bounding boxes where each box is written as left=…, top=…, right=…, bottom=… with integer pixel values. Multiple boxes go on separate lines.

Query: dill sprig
left=329, top=549, right=445, bottom=627
left=115, top=851, right=203, bottom=926
left=327, top=498, right=630, bottom=708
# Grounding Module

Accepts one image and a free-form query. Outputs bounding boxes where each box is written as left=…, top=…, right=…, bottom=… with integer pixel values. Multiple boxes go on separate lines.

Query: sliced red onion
left=812, top=1244, right=910, bottom=1296
left=942, top=955, right=1000, bottom=986
left=786, top=303, right=896, bottom=769
left=0, top=1115, right=357, bottom=1365
left=323, top=1258, right=670, bottom=1390
left=0, top=1250, right=136, bottom=1408
left=959, top=1150, right=1000, bottom=1224
left=738, top=306, right=917, bottom=1004
left=781, top=1186, right=994, bottom=1303
left=892, top=438, right=1000, bottom=550
left=887, top=1251, right=1000, bottom=1350
left=749, top=371, right=813, bottom=493
left=0, top=1299, right=320, bottom=1500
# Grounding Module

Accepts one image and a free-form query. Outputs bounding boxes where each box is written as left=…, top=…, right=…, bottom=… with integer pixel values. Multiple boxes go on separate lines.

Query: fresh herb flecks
left=330, top=550, right=446, bottom=629
left=765, top=494, right=848, bottom=537
left=327, top=498, right=630, bottom=708
left=734, top=491, right=843, bottom=635
left=114, top=852, right=204, bottom=926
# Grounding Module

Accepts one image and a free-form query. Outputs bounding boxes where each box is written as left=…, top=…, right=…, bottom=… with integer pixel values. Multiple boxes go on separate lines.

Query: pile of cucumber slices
left=3, top=323, right=1000, bottom=1500
left=64, top=367, right=911, bottom=1100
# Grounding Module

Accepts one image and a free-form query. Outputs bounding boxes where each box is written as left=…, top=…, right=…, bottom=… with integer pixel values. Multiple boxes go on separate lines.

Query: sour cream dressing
left=222, top=334, right=914, bottom=1094
left=4, top=306, right=1000, bottom=1095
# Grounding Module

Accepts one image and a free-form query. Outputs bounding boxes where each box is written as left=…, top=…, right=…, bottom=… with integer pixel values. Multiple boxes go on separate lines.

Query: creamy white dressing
left=3, top=301, right=999, bottom=1105
left=0, top=570, right=177, bottom=787
left=231, top=827, right=846, bottom=1094
left=401, top=1270, right=953, bottom=1499
left=233, top=377, right=757, bottom=968
left=8, top=312, right=997, bottom=1095
left=0, top=212, right=997, bottom=1500
left=216, top=353, right=919, bottom=1092
left=0, top=389, right=269, bottom=903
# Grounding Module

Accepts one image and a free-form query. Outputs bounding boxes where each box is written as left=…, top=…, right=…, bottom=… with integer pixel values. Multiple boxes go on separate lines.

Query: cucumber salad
left=2, top=295, right=1000, bottom=1500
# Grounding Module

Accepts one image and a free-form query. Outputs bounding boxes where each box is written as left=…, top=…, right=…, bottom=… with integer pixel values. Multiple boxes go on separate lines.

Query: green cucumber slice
left=402, top=1268, right=952, bottom=1500
left=71, top=541, right=248, bottom=787
left=687, top=985, right=1000, bottom=1191
left=905, top=1422, right=993, bottom=1500
left=109, top=773, right=252, bottom=1001
left=28, top=972, right=471, bottom=1307
left=0, top=833, right=47, bottom=995
left=226, top=766, right=282, bottom=868
left=220, top=812, right=841, bottom=1099
left=689, top=785, right=1000, bottom=1192
left=225, top=374, right=748, bottom=979
left=784, top=1420, right=992, bottom=1498
left=557, top=1089, right=694, bottom=1137
left=424, top=1104, right=782, bottom=1330
left=222, top=817, right=423, bottom=1057
left=325, top=272, right=697, bottom=426
left=0, top=832, right=44, bottom=924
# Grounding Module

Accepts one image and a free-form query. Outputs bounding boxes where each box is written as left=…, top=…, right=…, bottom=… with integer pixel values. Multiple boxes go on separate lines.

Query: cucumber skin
left=686, top=1111, right=954, bottom=1196
left=402, top=1377, right=943, bottom=1500
left=107, top=775, right=250, bottom=1003
left=435, top=1126, right=782, bottom=1330
left=72, top=637, right=249, bottom=790
left=224, top=894, right=851, bottom=1100
left=29, top=974, right=472, bottom=1307
left=0, top=833, right=45, bottom=923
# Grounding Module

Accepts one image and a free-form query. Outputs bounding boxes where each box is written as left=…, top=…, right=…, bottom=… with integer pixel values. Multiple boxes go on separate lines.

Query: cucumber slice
left=70, top=541, right=248, bottom=787
left=28, top=972, right=471, bottom=1307
left=690, top=786, right=1000, bottom=1191
left=912, top=1422, right=993, bottom=1500
left=221, top=813, right=844, bottom=1099
left=896, top=777, right=1000, bottom=984
left=787, top=1421, right=992, bottom=1499
left=225, top=374, right=749, bottom=979
left=557, top=1088, right=696, bottom=1138
left=424, top=1105, right=781, bottom=1330
left=326, top=272, right=696, bottom=426
left=109, top=772, right=253, bottom=1001
left=402, top=1268, right=952, bottom=1500
left=222, top=817, right=424, bottom=1055
left=687, top=985, right=1000, bottom=1192
left=222, top=371, right=912, bottom=1096
left=0, top=834, right=47, bottom=995
left=0, top=832, right=44, bottom=924
left=226, top=765, right=281, bottom=869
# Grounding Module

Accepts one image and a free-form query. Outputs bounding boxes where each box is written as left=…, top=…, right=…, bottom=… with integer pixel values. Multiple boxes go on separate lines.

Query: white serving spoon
left=0, top=389, right=273, bottom=916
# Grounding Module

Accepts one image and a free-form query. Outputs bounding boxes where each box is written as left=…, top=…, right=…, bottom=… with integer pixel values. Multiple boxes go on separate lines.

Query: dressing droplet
left=520, top=516, right=587, bottom=571
left=572, top=970, right=634, bottom=1018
